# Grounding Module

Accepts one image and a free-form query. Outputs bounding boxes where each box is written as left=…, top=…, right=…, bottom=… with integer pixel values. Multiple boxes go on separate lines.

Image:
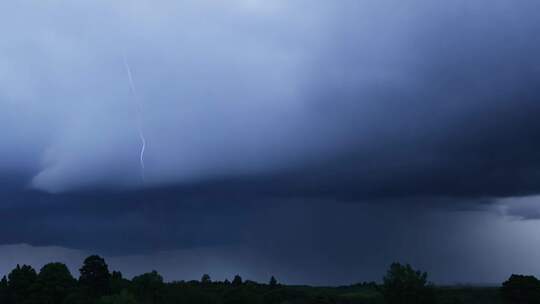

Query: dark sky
left=2, top=0, right=540, bottom=285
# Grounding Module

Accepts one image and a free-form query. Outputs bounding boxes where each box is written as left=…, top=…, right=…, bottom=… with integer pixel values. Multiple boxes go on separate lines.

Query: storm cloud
left=2, top=0, right=540, bottom=284
left=0, top=0, right=538, bottom=196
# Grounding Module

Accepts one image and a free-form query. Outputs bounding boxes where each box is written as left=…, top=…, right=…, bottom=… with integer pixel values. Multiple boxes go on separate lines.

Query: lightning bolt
left=123, top=55, right=146, bottom=183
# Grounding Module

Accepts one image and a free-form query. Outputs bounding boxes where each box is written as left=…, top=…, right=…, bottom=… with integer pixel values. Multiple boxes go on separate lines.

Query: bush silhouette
left=501, top=274, right=540, bottom=304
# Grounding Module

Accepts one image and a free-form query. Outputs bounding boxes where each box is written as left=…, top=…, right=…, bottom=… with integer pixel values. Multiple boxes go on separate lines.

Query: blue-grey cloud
left=1, top=0, right=539, bottom=197
left=3, top=0, right=540, bottom=284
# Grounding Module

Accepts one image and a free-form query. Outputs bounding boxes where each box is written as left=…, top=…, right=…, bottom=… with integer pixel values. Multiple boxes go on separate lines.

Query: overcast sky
left=2, top=0, right=540, bottom=285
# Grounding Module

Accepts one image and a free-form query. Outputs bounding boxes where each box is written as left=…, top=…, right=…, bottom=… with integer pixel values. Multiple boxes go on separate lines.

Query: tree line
left=0, top=254, right=286, bottom=304
left=0, top=254, right=537, bottom=304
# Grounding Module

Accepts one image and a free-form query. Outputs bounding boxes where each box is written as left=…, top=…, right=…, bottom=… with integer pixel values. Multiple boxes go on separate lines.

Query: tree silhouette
left=269, top=276, right=278, bottom=288
left=501, top=274, right=540, bottom=304
left=79, top=255, right=111, bottom=298
left=0, top=276, right=9, bottom=303
left=382, top=262, right=435, bottom=304
left=110, top=270, right=129, bottom=294
left=232, top=275, right=243, bottom=286
left=131, top=270, right=164, bottom=304
left=37, top=262, right=76, bottom=304
left=8, top=264, right=37, bottom=303
left=201, top=274, right=211, bottom=285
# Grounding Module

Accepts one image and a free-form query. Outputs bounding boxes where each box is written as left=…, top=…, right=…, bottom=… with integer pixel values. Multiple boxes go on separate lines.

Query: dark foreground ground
left=197, top=284, right=502, bottom=304
left=297, top=285, right=501, bottom=304
left=90, top=282, right=503, bottom=304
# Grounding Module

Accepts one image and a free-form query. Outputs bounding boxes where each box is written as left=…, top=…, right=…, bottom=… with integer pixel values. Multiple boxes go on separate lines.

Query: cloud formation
left=1, top=0, right=538, bottom=197
left=3, top=0, right=540, bottom=284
